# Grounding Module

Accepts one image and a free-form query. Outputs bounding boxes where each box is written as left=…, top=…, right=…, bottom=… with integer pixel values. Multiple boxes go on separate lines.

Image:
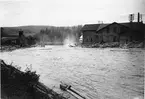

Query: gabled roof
left=81, top=23, right=109, bottom=31
left=81, top=24, right=100, bottom=31
left=97, top=24, right=108, bottom=31
left=82, top=22, right=144, bottom=33
left=121, top=22, right=144, bottom=31
left=96, top=22, right=125, bottom=33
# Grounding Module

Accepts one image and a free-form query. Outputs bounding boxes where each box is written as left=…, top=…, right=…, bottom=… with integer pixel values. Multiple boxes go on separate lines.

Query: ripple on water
left=0, top=47, right=144, bottom=99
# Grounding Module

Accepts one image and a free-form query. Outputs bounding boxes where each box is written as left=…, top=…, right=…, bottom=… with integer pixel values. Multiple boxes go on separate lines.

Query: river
left=0, top=46, right=144, bottom=99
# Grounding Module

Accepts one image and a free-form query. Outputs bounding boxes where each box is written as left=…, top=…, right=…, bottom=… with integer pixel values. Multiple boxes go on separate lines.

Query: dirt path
left=0, top=46, right=144, bottom=99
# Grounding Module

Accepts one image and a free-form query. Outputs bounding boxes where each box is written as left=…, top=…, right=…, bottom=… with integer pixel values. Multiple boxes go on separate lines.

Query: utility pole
left=129, top=14, right=134, bottom=23
left=129, top=14, right=134, bottom=42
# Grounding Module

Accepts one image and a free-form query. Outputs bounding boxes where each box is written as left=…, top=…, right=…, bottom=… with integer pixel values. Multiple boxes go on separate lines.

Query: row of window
left=86, top=37, right=93, bottom=42
left=85, top=35, right=119, bottom=42
left=105, top=26, right=119, bottom=33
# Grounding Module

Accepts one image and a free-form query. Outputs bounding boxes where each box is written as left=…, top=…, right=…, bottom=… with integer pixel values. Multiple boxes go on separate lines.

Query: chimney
left=19, top=30, right=23, bottom=37
left=138, top=12, right=140, bottom=22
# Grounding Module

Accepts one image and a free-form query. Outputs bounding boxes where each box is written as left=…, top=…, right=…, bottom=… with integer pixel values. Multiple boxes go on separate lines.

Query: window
left=106, top=27, right=109, bottom=33
left=113, top=27, right=117, bottom=33
left=117, top=27, right=120, bottom=33
left=86, top=38, right=88, bottom=42
left=113, top=36, right=116, bottom=42
left=90, top=38, right=93, bottom=42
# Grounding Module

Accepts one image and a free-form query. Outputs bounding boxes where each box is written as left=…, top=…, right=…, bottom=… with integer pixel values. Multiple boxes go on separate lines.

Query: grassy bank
left=1, top=59, right=67, bottom=99
left=81, top=41, right=144, bottom=48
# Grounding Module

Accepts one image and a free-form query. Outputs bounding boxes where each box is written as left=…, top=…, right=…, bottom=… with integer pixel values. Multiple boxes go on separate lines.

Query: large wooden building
left=81, top=22, right=145, bottom=44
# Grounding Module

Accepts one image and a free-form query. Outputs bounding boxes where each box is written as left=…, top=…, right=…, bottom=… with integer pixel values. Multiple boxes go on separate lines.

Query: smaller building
left=1, top=37, right=19, bottom=45
left=1, top=28, right=27, bottom=46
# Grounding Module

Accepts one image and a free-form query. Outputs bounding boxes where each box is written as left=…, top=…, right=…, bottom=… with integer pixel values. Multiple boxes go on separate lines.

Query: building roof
left=81, top=24, right=100, bottom=31
left=121, top=22, right=144, bottom=31
left=96, top=22, right=122, bottom=33
left=1, top=27, right=20, bottom=38
left=82, top=22, right=144, bottom=33
left=81, top=23, right=109, bottom=31
left=2, top=37, right=19, bottom=42
left=97, top=24, right=108, bottom=31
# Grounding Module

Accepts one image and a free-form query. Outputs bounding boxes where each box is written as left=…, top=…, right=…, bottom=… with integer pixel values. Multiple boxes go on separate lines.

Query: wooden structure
left=81, top=22, right=145, bottom=44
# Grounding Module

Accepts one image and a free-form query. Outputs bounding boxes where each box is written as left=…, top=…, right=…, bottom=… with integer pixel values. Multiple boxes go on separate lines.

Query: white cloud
left=0, top=0, right=144, bottom=27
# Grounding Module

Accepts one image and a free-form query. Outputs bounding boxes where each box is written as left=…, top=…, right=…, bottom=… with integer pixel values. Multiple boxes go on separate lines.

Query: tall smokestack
left=138, top=12, right=140, bottom=22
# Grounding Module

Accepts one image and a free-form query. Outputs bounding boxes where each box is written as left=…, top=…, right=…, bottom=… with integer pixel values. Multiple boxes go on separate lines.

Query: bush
left=1, top=59, right=67, bottom=99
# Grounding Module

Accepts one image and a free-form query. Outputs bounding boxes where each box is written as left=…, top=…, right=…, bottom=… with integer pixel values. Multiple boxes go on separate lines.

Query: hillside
left=1, top=25, right=82, bottom=37
left=1, top=25, right=53, bottom=37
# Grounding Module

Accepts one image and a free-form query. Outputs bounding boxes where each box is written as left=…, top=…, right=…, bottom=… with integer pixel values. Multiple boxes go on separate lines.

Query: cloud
left=0, top=0, right=144, bottom=27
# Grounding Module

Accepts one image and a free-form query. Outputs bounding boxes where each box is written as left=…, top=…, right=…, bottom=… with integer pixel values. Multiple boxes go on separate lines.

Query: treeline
left=33, top=25, right=82, bottom=45
left=1, top=25, right=83, bottom=46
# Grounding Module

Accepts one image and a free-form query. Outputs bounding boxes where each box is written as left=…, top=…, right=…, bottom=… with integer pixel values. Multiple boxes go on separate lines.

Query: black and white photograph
left=0, top=0, right=145, bottom=99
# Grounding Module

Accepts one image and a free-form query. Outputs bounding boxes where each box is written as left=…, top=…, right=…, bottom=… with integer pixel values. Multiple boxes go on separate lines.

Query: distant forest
left=1, top=25, right=82, bottom=45
left=35, top=25, right=82, bottom=44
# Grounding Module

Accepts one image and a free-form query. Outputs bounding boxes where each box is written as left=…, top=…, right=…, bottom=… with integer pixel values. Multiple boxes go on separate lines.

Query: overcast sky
left=0, top=0, right=145, bottom=27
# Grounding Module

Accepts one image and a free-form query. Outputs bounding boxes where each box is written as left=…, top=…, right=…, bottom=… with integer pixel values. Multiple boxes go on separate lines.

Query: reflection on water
left=0, top=46, right=144, bottom=99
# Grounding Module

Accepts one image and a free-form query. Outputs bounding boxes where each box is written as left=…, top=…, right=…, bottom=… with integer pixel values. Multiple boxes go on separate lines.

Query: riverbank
left=1, top=41, right=144, bottom=53
left=1, top=59, right=67, bottom=99
left=0, top=45, right=37, bottom=52
left=81, top=41, right=144, bottom=48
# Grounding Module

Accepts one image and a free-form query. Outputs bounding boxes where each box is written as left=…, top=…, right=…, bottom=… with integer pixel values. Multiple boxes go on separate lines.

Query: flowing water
left=0, top=46, right=144, bottom=99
